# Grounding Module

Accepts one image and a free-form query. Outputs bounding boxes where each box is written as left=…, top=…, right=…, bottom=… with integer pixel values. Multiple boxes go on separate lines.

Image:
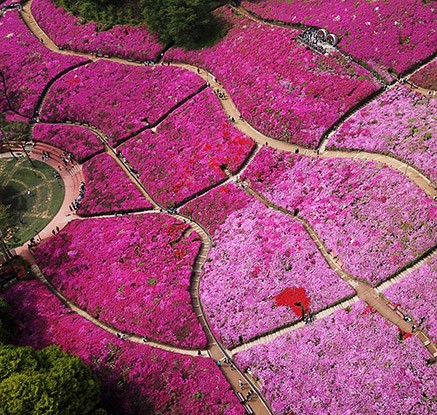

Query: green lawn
left=0, top=157, right=65, bottom=248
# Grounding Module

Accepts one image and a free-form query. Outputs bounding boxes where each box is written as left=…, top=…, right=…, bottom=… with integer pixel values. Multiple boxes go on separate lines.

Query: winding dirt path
left=8, top=3, right=435, bottom=412
left=18, top=0, right=437, bottom=198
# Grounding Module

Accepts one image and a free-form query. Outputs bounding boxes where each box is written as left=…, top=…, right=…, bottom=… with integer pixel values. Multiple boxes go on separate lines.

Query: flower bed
left=235, top=301, right=436, bottom=415
left=410, top=60, right=437, bottom=91
left=0, top=10, right=88, bottom=117
left=180, top=183, right=253, bottom=237
left=328, top=84, right=437, bottom=185
left=382, top=255, right=437, bottom=341
left=77, top=153, right=153, bottom=215
left=243, top=0, right=437, bottom=78
left=1, top=280, right=244, bottom=415
left=33, top=123, right=103, bottom=162
left=32, top=0, right=163, bottom=62
left=197, top=189, right=354, bottom=348
left=40, top=60, right=205, bottom=145
left=119, top=89, right=255, bottom=207
left=165, top=7, right=378, bottom=148
left=243, top=148, right=437, bottom=285
left=34, top=214, right=207, bottom=349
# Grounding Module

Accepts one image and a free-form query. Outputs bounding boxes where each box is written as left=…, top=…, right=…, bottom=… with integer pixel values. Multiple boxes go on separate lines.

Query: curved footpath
left=19, top=1, right=437, bottom=198
left=8, top=3, right=436, bottom=413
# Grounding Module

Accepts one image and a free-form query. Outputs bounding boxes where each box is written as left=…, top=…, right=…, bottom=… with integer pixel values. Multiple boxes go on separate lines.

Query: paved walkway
left=10, top=3, right=436, bottom=413
left=13, top=142, right=83, bottom=262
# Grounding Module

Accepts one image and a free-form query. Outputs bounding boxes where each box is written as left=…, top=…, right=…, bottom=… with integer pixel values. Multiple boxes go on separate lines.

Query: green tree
left=141, top=0, right=222, bottom=47
left=0, top=344, right=101, bottom=415
left=0, top=298, right=11, bottom=344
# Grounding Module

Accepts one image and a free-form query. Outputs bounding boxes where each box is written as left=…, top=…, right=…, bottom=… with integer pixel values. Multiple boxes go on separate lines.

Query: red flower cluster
left=275, top=287, right=310, bottom=318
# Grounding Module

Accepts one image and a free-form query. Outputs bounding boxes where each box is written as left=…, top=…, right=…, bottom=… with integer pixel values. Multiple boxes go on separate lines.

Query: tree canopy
left=0, top=344, right=101, bottom=415
left=53, top=0, right=223, bottom=48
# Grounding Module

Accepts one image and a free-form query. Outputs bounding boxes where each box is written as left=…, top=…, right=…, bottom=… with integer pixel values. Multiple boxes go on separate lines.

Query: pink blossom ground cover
left=382, top=255, right=437, bottom=341
left=32, top=0, right=163, bottom=62
left=33, top=123, right=104, bottom=162
left=165, top=7, right=379, bottom=148
left=181, top=183, right=253, bottom=237
left=243, top=148, right=437, bottom=285
left=197, top=187, right=354, bottom=348
left=235, top=301, right=436, bottom=415
left=328, top=84, right=437, bottom=185
left=410, top=60, right=437, bottom=91
left=0, top=10, right=88, bottom=117
left=119, top=89, right=255, bottom=207
left=77, top=153, right=152, bottom=215
left=34, top=214, right=207, bottom=348
left=243, top=0, right=437, bottom=78
left=40, top=60, right=205, bottom=145
left=1, top=280, right=244, bottom=415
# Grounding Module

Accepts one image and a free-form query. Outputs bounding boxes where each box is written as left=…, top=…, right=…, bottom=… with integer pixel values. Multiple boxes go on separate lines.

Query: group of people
left=41, top=150, right=51, bottom=161
left=69, top=181, right=86, bottom=212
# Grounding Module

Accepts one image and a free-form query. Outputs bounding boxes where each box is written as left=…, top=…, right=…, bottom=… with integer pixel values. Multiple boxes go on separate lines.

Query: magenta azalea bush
left=328, top=84, right=437, bottom=185
left=40, top=60, right=205, bottom=145
left=181, top=183, right=253, bottom=237
left=32, top=0, right=163, bottom=62
left=410, top=60, right=437, bottom=91
left=78, top=153, right=152, bottom=215
left=34, top=215, right=207, bottom=348
left=382, top=255, right=437, bottom=341
left=165, top=7, right=379, bottom=147
left=1, top=280, right=244, bottom=415
left=119, top=89, right=255, bottom=207
left=33, top=122, right=104, bottom=162
left=243, top=0, right=437, bottom=78
left=243, top=148, right=437, bottom=284
left=235, top=301, right=436, bottom=415
left=0, top=10, right=88, bottom=117
left=194, top=185, right=354, bottom=347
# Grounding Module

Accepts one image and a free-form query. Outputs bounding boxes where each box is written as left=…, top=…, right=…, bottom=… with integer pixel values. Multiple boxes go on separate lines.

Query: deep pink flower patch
left=1, top=280, right=244, bottom=415
left=33, top=123, right=103, bottom=162
left=78, top=153, right=153, bottom=215
left=119, top=89, right=255, bottom=207
left=165, top=7, right=378, bottom=147
left=0, top=10, right=88, bottom=117
left=32, top=0, right=163, bottom=62
left=410, top=60, right=437, bottom=91
left=34, top=214, right=207, bottom=349
left=40, top=60, right=205, bottom=145
left=243, top=0, right=437, bottom=77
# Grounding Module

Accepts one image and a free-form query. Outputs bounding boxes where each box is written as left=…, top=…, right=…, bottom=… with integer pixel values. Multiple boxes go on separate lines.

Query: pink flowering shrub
left=165, top=7, right=378, bottom=147
left=77, top=153, right=152, bottom=215
left=243, top=148, right=437, bottom=284
left=198, top=188, right=354, bottom=347
left=40, top=60, right=205, bottom=145
left=1, top=281, right=244, bottom=415
left=243, top=0, right=437, bottom=77
left=34, top=214, right=207, bottom=348
left=33, top=123, right=103, bottom=162
left=328, top=84, right=437, bottom=185
left=181, top=183, right=253, bottom=237
left=235, top=301, right=436, bottom=415
left=119, top=89, right=255, bottom=207
left=0, top=10, right=88, bottom=117
left=32, top=0, right=163, bottom=62
left=382, top=255, right=437, bottom=341
left=410, top=60, right=437, bottom=91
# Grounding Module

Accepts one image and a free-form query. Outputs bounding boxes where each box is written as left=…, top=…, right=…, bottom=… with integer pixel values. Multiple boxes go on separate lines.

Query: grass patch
left=0, top=157, right=65, bottom=248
